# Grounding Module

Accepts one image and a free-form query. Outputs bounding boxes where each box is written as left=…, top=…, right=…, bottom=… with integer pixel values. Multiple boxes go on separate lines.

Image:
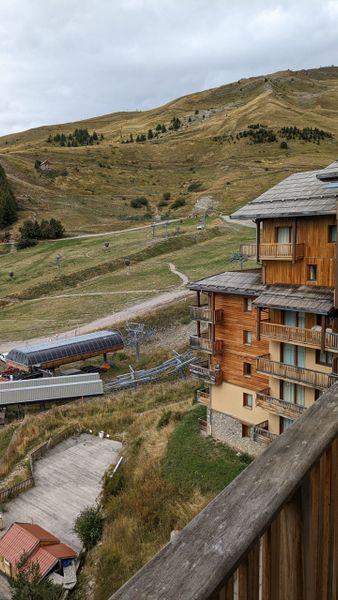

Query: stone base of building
left=209, top=409, right=264, bottom=457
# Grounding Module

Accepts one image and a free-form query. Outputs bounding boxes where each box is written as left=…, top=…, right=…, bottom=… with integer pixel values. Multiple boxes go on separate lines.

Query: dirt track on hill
left=0, top=263, right=192, bottom=352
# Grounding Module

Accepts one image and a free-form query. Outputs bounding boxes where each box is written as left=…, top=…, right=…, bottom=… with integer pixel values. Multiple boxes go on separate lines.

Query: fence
left=0, top=425, right=76, bottom=503
left=110, top=384, right=337, bottom=600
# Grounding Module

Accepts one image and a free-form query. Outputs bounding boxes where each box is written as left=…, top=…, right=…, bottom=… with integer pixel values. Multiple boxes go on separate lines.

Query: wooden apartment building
left=189, top=161, right=338, bottom=454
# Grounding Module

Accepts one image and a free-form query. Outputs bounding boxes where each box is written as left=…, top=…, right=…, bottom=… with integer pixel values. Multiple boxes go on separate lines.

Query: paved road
left=2, top=435, right=121, bottom=552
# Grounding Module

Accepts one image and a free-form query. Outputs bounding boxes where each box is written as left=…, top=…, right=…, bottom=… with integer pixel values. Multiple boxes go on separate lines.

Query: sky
left=0, top=0, right=338, bottom=136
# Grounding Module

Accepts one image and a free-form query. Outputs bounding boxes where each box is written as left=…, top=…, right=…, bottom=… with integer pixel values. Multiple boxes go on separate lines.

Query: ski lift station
left=5, top=330, right=124, bottom=373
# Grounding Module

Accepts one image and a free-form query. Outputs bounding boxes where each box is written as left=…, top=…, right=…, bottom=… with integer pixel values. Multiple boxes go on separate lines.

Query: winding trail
left=0, top=263, right=192, bottom=352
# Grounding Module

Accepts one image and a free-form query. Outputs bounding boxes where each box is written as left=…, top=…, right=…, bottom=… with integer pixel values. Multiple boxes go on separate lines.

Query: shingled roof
left=253, top=285, right=334, bottom=315
left=189, top=269, right=264, bottom=296
left=230, top=161, right=338, bottom=220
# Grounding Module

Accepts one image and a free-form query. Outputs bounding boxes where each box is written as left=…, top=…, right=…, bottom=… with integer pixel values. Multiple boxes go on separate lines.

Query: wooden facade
left=110, top=387, right=338, bottom=600
left=210, top=294, right=269, bottom=392
left=261, top=216, right=336, bottom=286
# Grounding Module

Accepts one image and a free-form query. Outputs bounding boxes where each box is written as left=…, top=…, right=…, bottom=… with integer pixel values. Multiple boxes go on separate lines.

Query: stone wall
left=209, top=409, right=263, bottom=457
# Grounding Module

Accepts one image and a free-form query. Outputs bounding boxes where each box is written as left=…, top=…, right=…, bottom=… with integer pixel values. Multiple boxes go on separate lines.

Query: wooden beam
left=321, top=315, right=326, bottom=352
left=110, top=387, right=338, bottom=600
left=256, top=219, right=261, bottom=263
left=292, top=218, right=297, bottom=263
left=256, top=307, right=261, bottom=341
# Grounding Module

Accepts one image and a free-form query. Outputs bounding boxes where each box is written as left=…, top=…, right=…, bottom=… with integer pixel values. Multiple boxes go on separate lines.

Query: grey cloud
left=0, top=0, right=337, bottom=135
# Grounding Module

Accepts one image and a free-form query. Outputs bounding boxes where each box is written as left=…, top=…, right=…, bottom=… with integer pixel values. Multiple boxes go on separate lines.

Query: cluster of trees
left=237, top=124, right=277, bottom=144
left=130, top=196, right=149, bottom=208
left=17, top=218, right=65, bottom=249
left=123, top=116, right=183, bottom=144
left=0, top=163, right=18, bottom=229
left=279, top=126, right=333, bottom=143
left=47, top=128, right=104, bottom=147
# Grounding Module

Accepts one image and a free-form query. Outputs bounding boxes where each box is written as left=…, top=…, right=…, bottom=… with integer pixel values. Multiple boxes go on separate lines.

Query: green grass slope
left=0, top=66, right=338, bottom=235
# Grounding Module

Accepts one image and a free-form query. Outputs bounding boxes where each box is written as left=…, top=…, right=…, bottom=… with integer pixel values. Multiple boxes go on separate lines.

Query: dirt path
left=0, top=263, right=192, bottom=352
left=47, top=219, right=181, bottom=241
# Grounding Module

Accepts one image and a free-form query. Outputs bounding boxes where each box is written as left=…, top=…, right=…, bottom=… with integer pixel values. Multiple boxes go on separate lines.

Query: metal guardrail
left=104, top=352, right=195, bottom=392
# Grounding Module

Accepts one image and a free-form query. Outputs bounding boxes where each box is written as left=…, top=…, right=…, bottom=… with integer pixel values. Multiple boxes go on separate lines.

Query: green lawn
left=163, top=405, right=251, bottom=494
left=0, top=223, right=255, bottom=343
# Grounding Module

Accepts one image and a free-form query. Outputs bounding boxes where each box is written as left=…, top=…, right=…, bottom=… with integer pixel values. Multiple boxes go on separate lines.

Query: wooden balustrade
left=257, top=354, right=338, bottom=389
left=190, top=306, right=223, bottom=323
left=240, top=243, right=305, bottom=260
left=196, top=387, right=210, bottom=406
left=189, top=362, right=222, bottom=385
left=109, top=385, right=338, bottom=600
left=190, top=335, right=223, bottom=354
left=261, top=321, right=338, bottom=351
left=198, top=417, right=208, bottom=433
left=240, top=243, right=256, bottom=257
left=256, top=388, right=306, bottom=419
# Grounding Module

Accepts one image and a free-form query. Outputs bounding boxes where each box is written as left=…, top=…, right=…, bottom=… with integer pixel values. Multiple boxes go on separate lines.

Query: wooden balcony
left=257, top=354, right=338, bottom=389
left=252, top=420, right=279, bottom=445
left=261, top=321, right=338, bottom=351
left=240, top=242, right=304, bottom=260
left=190, top=306, right=223, bottom=323
left=198, top=417, right=208, bottom=433
left=189, top=361, right=222, bottom=385
left=196, top=387, right=210, bottom=406
left=256, top=388, right=306, bottom=419
left=189, top=335, right=223, bottom=354
left=110, top=385, right=337, bottom=600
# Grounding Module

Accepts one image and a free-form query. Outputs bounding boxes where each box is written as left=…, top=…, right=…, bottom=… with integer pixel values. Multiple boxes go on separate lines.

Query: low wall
left=210, top=409, right=263, bottom=457
left=0, top=425, right=78, bottom=503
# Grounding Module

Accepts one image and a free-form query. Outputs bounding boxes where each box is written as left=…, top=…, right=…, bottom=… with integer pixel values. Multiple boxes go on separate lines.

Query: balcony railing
left=257, top=354, right=338, bottom=389
left=256, top=388, right=306, bottom=419
left=110, top=385, right=338, bottom=600
left=189, top=361, right=222, bottom=385
left=189, top=306, right=223, bottom=323
left=196, top=387, right=210, bottom=406
left=252, top=420, right=279, bottom=445
left=260, top=321, right=338, bottom=352
left=240, top=242, right=304, bottom=260
left=189, top=335, right=223, bottom=354
left=198, top=417, right=208, bottom=433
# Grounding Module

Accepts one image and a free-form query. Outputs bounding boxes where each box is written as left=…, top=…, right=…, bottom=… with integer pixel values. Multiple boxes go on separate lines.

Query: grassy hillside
left=1, top=66, right=338, bottom=235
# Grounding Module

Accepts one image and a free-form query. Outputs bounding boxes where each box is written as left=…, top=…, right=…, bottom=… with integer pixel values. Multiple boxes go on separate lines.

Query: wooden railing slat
left=110, top=387, right=338, bottom=600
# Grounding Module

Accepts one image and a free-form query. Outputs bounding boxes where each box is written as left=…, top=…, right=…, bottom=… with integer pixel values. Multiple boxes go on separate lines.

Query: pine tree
left=10, top=553, right=61, bottom=600
left=0, top=163, right=18, bottom=228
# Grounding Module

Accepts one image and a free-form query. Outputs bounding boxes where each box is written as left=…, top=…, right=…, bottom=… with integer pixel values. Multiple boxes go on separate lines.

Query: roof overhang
left=253, top=287, right=334, bottom=315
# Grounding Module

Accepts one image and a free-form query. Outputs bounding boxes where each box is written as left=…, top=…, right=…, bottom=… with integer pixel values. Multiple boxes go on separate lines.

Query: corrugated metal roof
left=189, top=269, right=264, bottom=296
left=27, top=547, right=58, bottom=578
left=0, top=523, right=38, bottom=564
left=18, top=523, right=59, bottom=543
left=47, top=543, right=77, bottom=559
left=230, top=162, right=338, bottom=220
left=253, top=285, right=334, bottom=314
left=6, top=330, right=123, bottom=368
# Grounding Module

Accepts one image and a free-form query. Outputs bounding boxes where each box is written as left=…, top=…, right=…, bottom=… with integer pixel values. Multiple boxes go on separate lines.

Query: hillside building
left=189, top=161, right=338, bottom=454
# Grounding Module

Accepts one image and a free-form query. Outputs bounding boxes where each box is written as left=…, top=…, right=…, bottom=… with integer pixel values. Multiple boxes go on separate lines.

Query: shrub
left=280, top=141, right=288, bottom=149
left=157, top=410, right=173, bottom=429
left=10, top=552, right=61, bottom=599
left=171, top=198, right=186, bottom=209
left=16, top=237, right=38, bottom=250
left=0, top=163, right=18, bottom=228
left=74, top=505, right=104, bottom=549
left=162, top=192, right=171, bottom=202
left=130, top=196, right=149, bottom=209
left=187, top=181, right=203, bottom=192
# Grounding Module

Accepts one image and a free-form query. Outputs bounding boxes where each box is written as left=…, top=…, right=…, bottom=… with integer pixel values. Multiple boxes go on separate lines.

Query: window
left=308, top=264, right=317, bottom=282
left=243, top=330, right=253, bottom=345
left=244, top=297, right=253, bottom=312
left=280, top=381, right=305, bottom=406
left=276, top=226, right=292, bottom=243
left=242, top=424, right=251, bottom=438
left=243, top=362, right=252, bottom=376
left=316, top=350, right=333, bottom=366
left=283, top=310, right=305, bottom=328
left=243, top=393, right=253, bottom=409
left=279, top=416, right=294, bottom=434
left=281, top=343, right=305, bottom=367
left=328, top=225, right=336, bottom=243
